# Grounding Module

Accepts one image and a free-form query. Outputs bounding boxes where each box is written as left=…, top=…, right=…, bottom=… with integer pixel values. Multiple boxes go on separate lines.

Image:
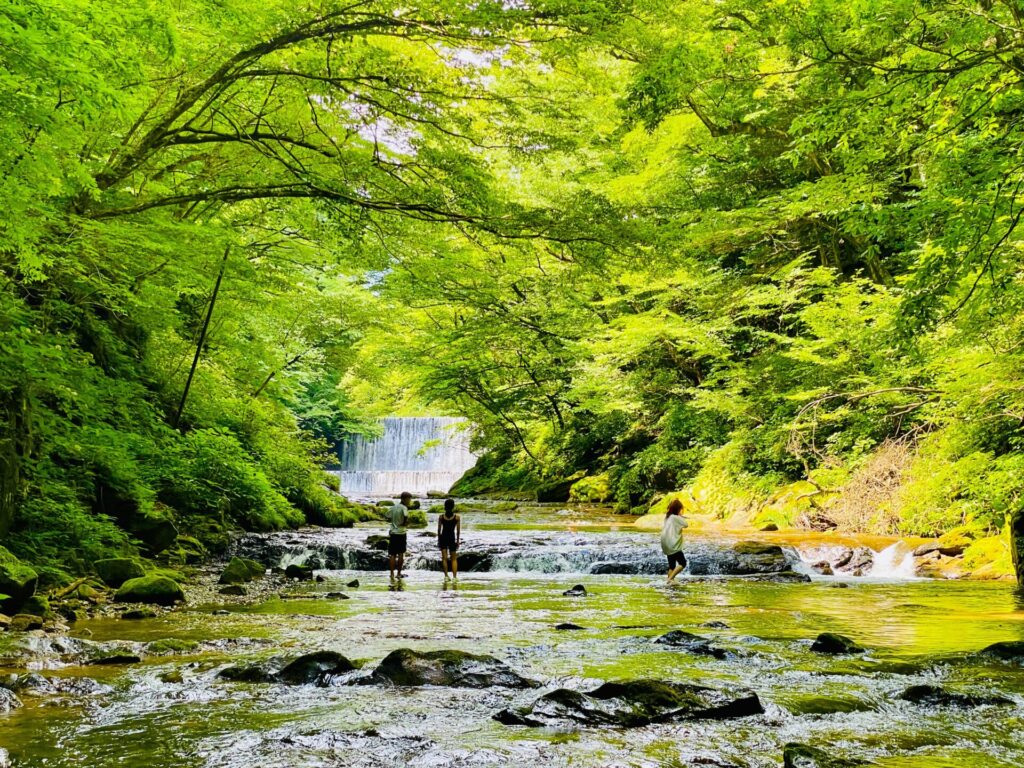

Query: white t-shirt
left=389, top=503, right=408, bottom=535
left=660, top=514, right=688, bottom=555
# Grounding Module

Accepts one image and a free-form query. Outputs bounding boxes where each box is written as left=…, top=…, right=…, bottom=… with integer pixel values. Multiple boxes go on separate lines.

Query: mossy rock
left=146, top=638, right=199, bottom=655
left=406, top=508, right=428, bottom=528
left=218, top=557, right=265, bottom=585
left=536, top=476, right=579, bottom=503
left=166, top=536, right=208, bottom=565
left=376, top=500, right=395, bottom=507
left=19, top=595, right=51, bottom=618
left=114, top=575, right=185, bottom=606
left=569, top=474, right=613, bottom=503
left=783, top=743, right=867, bottom=768
left=129, top=507, right=180, bottom=554
left=491, top=501, right=519, bottom=512
left=0, top=546, right=38, bottom=613
left=94, top=558, right=146, bottom=588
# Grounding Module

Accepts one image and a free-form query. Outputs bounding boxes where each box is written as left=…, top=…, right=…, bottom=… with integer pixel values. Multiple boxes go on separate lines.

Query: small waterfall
left=337, top=417, right=476, bottom=497
left=867, top=541, right=916, bottom=579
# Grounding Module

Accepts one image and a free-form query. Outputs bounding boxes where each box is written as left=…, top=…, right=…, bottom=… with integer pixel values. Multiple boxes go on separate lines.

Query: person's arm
left=456, top=515, right=461, bottom=545
left=437, top=514, right=442, bottom=539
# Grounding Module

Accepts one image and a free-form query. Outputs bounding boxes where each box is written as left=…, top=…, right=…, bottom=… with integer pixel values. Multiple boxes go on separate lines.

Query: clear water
left=3, top=508, right=1024, bottom=767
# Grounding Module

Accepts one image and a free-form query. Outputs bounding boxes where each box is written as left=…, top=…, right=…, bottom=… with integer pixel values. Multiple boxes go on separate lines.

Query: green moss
left=146, top=638, right=199, bottom=655
left=218, top=557, right=265, bottom=584
left=94, top=558, right=146, bottom=588
left=569, top=474, right=613, bottom=503
left=114, top=575, right=185, bottom=606
left=0, top=546, right=38, bottom=612
left=406, top=508, right=428, bottom=528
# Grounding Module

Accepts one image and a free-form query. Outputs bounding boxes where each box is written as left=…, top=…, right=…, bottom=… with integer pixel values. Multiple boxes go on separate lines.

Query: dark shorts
left=439, top=535, right=458, bottom=552
left=666, top=551, right=687, bottom=570
left=388, top=533, right=407, bottom=556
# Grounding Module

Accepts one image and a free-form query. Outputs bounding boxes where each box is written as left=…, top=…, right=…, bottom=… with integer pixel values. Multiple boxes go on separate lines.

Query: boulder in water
left=122, top=607, right=158, bottom=619
left=87, top=652, right=142, bottom=665
left=278, top=651, right=357, bottom=686
left=218, top=585, right=247, bottom=596
left=218, top=557, right=265, bottom=585
left=326, top=592, right=349, bottom=599
left=899, top=684, right=1012, bottom=708
left=495, top=679, right=763, bottom=728
left=285, top=564, right=314, bottom=581
left=977, top=640, right=1024, bottom=662
left=654, top=630, right=727, bottom=658
left=365, top=648, right=537, bottom=689
left=0, top=687, right=22, bottom=713
left=563, top=584, right=587, bottom=597
left=9, top=614, right=43, bottom=632
left=94, top=558, right=145, bottom=588
left=783, top=743, right=867, bottom=768
left=365, top=535, right=389, bottom=551
left=810, top=633, right=865, bottom=655
left=701, top=620, right=730, bottom=629
left=555, top=622, right=586, bottom=630
left=346, top=579, right=360, bottom=588
left=114, top=575, right=185, bottom=606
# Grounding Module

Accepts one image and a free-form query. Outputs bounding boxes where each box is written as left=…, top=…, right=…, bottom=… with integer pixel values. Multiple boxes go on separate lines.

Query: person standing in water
left=437, top=498, right=461, bottom=581
left=661, top=498, right=689, bottom=584
left=388, top=491, right=412, bottom=581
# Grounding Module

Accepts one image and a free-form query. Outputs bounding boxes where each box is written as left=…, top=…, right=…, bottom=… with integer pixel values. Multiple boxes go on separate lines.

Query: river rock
left=0, top=687, right=22, bottom=712
left=977, top=640, right=1024, bottom=662
left=495, top=679, right=763, bottom=728
left=701, top=621, right=730, bottom=629
left=346, top=579, right=360, bottom=588
left=218, top=585, right=247, bottom=596
left=325, top=592, right=349, bottom=599
left=654, top=630, right=727, bottom=658
left=115, top=575, right=185, bottom=606
left=899, top=684, right=1012, bottom=708
left=555, top=622, right=586, bottom=630
left=122, top=607, right=158, bottom=619
left=365, top=535, right=389, bottom=551
left=783, top=743, right=867, bottom=767
left=810, top=633, right=865, bottom=654
left=689, top=541, right=790, bottom=576
left=0, top=546, right=38, bottom=613
left=219, top=557, right=265, bottom=585
left=87, top=651, right=142, bottom=665
left=9, top=614, right=43, bottom=632
left=365, top=648, right=537, bottom=689
left=836, top=547, right=873, bottom=574
left=94, top=558, right=145, bottom=588
left=563, top=584, right=587, bottom=597
left=285, top=564, right=314, bottom=581
left=278, top=651, right=357, bottom=686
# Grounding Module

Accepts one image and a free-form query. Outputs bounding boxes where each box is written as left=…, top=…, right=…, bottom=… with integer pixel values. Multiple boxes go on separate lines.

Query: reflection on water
left=2, top=508, right=1024, bottom=767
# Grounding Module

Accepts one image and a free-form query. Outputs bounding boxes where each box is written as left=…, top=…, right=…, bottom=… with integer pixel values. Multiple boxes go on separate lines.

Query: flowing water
left=3, top=506, right=1024, bottom=767
left=336, top=417, right=476, bottom=497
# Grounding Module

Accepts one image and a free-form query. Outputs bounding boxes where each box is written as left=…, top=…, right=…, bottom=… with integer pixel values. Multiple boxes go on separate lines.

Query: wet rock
left=87, top=652, right=142, bottom=665
left=753, top=571, right=812, bottom=583
left=218, top=585, right=247, bottom=596
left=977, top=640, right=1024, bottom=662
left=20, top=595, right=50, bottom=617
left=219, top=659, right=281, bottom=683
left=555, top=622, right=586, bottom=630
left=688, top=541, right=790, bottom=576
left=0, top=546, right=38, bottom=613
left=13, top=674, right=106, bottom=696
left=146, top=638, right=198, bottom=655
left=701, top=621, right=730, bottom=629
left=10, top=614, right=43, bottom=632
left=589, top=561, right=646, bottom=575
left=365, top=535, right=389, bottom=551
left=285, top=564, right=314, bottom=581
left=783, top=743, right=867, bottom=767
left=94, top=558, right=145, bottom=588
left=213, top=609, right=230, bottom=615
left=114, top=575, right=185, bottom=606
left=812, top=561, right=834, bottom=576
left=325, top=592, right=350, bottom=599
left=7, top=672, right=56, bottom=694
left=783, top=693, right=875, bottom=715
left=912, top=542, right=942, bottom=557
left=122, top=607, right=158, bottom=619
left=346, top=579, right=360, bottom=588
left=278, top=651, right=357, bottom=686
left=810, top=633, right=865, bottom=655
left=314, top=575, right=326, bottom=582
left=899, top=684, right=1012, bottom=708
left=562, top=584, right=587, bottom=597
left=219, top=557, right=265, bottom=585
left=495, top=679, right=763, bottom=728
left=0, top=688, right=20, bottom=713
left=654, top=630, right=727, bottom=658
left=835, top=547, right=873, bottom=573
left=365, top=648, right=537, bottom=689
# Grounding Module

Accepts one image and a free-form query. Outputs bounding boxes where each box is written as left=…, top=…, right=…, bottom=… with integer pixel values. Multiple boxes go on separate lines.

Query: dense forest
left=2, top=0, right=1024, bottom=587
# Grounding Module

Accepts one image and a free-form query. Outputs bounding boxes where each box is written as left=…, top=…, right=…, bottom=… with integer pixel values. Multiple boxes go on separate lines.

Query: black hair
left=400, top=491, right=412, bottom=503
left=443, top=498, right=455, bottom=514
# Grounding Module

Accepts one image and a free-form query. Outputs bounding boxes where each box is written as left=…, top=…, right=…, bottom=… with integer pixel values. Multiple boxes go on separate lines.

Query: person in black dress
left=437, top=498, right=461, bottom=581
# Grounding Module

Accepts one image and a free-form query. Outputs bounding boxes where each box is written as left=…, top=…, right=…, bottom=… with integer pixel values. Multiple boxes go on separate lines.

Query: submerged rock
left=810, top=633, right=865, bottom=655
left=783, top=743, right=867, bottom=767
left=899, top=684, right=1012, bottom=708
left=555, top=622, right=586, bottom=630
left=365, top=648, right=537, bottom=689
left=122, top=607, right=158, bottom=619
left=562, top=584, right=587, bottom=597
left=94, top=558, right=145, bottom=588
left=654, top=630, right=727, bottom=658
left=114, top=575, right=185, bottom=606
left=495, top=679, right=763, bottom=728
left=977, top=640, right=1024, bottom=662
left=346, top=579, right=360, bottom=588
left=285, top=564, right=315, bottom=581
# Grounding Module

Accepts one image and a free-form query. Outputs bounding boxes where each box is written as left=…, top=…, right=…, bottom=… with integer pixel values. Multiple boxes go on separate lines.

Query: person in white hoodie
left=660, top=497, right=689, bottom=584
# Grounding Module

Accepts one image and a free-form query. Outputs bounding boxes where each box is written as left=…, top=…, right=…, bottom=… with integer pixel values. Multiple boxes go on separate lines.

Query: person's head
left=400, top=492, right=412, bottom=506
left=665, top=498, right=684, bottom=518
left=444, top=498, right=455, bottom=515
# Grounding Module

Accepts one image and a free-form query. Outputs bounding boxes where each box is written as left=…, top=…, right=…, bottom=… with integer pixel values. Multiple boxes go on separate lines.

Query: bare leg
left=441, top=550, right=450, bottom=579
left=397, top=553, right=405, bottom=579
left=451, top=552, right=458, bottom=579
left=666, top=565, right=684, bottom=583
left=389, top=554, right=396, bottom=581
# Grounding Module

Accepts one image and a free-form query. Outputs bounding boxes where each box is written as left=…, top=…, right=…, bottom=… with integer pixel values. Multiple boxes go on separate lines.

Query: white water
left=337, top=417, right=477, bottom=497
left=867, top=541, right=917, bottom=579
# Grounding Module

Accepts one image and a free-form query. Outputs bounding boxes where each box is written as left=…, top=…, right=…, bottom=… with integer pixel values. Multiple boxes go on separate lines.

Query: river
left=2, top=504, right=1024, bottom=767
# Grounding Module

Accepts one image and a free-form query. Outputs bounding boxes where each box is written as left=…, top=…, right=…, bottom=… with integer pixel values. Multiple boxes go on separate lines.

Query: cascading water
left=867, top=541, right=917, bottom=579
left=337, top=416, right=476, bottom=497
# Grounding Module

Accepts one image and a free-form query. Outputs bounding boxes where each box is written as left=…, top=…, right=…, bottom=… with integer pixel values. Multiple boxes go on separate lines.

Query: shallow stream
left=2, top=506, right=1024, bottom=767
